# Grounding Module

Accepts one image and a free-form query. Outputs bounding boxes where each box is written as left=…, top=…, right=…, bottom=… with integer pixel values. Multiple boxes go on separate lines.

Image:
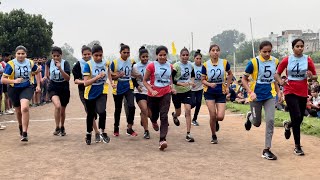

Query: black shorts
left=0, top=84, right=3, bottom=94
left=172, top=91, right=192, bottom=109
left=8, top=86, right=34, bottom=107
left=48, top=85, right=70, bottom=107
left=2, top=84, right=8, bottom=93
left=135, top=93, right=148, bottom=103
left=204, top=92, right=226, bottom=103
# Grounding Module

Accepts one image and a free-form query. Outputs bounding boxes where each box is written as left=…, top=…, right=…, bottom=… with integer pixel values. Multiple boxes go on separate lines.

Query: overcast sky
left=1, top=0, right=320, bottom=58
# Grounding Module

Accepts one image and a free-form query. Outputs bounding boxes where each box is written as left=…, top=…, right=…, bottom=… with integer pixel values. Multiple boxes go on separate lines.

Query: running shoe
left=261, top=149, right=277, bottom=160
left=152, top=122, right=159, bottom=131
left=53, top=127, right=60, bottom=136
left=3, top=110, right=14, bottom=115
left=186, top=133, right=195, bottom=142
left=0, top=124, right=6, bottom=130
left=21, top=132, right=28, bottom=142
left=60, top=126, right=66, bottom=136
left=143, top=130, right=150, bottom=139
left=85, top=133, right=91, bottom=145
left=95, top=133, right=101, bottom=143
left=100, top=133, right=111, bottom=143
left=172, top=112, right=180, bottom=126
left=113, top=127, right=119, bottom=137
left=245, top=111, right=252, bottom=131
left=192, top=120, right=199, bottom=126
left=126, top=128, right=138, bottom=137
left=159, top=141, right=168, bottom=151
left=294, top=146, right=305, bottom=156
left=216, top=121, right=220, bottom=132
left=283, top=121, right=291, bottom=140
left=211, top=135, right=218, bottom=144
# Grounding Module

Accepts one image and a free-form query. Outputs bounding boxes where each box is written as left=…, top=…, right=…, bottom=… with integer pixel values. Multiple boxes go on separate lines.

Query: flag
left=172, top=42, right=176, bottom=56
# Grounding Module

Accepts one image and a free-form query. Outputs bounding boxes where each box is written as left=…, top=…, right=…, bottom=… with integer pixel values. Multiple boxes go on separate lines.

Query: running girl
left=83, top=44, right=111, bottom=145
left=45, top=46, right=71, bottom=137
left=110, top=43, right=137, bottom=137
left=143, top=45, right=176, bottom=150
left=275, top=39, right=317, bottom=156
left=1, top=46, right=41, bottom=141
left=72, top=45, right=100, bottom=143
left=191, top=49, right=203, bottom=126
left=242, top=41, right=281, bottom=160
left=172, top=47, right=196, bottom=142
left=132, top=46, right=151, bottom=139
left=201, top=44, right=233, bottom=144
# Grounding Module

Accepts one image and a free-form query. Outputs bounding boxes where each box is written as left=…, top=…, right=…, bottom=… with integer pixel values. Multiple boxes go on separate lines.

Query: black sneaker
left=126, top=128, right=138, bottom=137
left=53, top=127, right=60, bottom=136
left=100, top=133, right=111, bottom=143
left=192, top=120, right=199, bottom=126
left=85, top=133, right=91, bottom=145
left=143, top=131, right=150, bottom=139
left=20, top=132, right=28, bottom=142
left=113, top=127, right=119, bottom=137
left=216, top=121, right=220, bottom=132
left=152, top=122, right=159, bottom=131
left=19, top=125, right=23, bottom=137
left=172, top=112, right=180, bottom=126
left=245, top=111, right=252, bottom=131
left=294, top=146, right=305, bottom=156
left=261, top=149, right=277, bottom=160
left=211, top=135, right=218, bottom=144
left=283, top=121, right=291, bottom=140
left=186, top=133, right=195, bottom=142
left=60, top=126, right=66, bottom=136
left=95, top=133, right=101, bottom=143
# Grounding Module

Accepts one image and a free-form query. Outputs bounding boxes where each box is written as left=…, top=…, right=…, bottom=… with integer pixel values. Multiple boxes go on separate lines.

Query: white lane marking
left=2, top=114, right=244, bottom=123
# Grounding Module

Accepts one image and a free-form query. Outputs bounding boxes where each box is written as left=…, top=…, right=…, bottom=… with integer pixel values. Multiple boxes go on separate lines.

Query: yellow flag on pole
left=172, top=42, right=176, bottom=56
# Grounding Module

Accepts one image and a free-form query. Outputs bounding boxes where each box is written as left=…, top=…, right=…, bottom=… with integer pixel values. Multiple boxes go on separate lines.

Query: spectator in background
left=1, top=52, right=14, bottom=115
left=307, top=88, right=320, bottom=117
left=41, top=57, right=49, bottom=104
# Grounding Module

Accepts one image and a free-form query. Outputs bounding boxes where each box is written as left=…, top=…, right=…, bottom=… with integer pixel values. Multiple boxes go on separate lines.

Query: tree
left=210, top=30, right=246, bottom=58
left=0, top=9, right=53, bottom=57
left=61, top=43, right=78, bottom=67
left=235, top=40, right=260, bottom=64
left=87, top=40, right=101, bottom=49
left=311, top=51, right=320, bottom=63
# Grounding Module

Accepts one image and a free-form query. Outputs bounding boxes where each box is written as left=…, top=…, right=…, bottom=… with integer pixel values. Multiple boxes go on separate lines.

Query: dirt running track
left=1, top=82, right=320, bottom=180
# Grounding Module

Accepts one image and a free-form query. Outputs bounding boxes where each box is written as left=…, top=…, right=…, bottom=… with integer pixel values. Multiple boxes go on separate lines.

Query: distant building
left=261, top=30, right=319, bottom=55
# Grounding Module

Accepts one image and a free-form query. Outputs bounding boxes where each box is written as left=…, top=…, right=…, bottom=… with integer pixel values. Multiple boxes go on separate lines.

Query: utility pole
left=191, top=32, right=194, bottom=52
left=250, top=18, right=255, bottom=57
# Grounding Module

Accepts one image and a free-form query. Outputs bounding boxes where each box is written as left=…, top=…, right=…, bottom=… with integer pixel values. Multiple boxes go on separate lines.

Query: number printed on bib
left=256, top=57, right=276, bottom=84
left=287, top=55, right=308, bottom=81
left=154, top=61, right=171, bottom=87
left=206, top=59, right=225, bottom=84
left=13, top=59, right=32, bottom=83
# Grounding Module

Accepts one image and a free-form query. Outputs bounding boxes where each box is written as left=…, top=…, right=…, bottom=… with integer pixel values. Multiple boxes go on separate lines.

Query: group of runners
left=0, top=38, right=316, bottom=160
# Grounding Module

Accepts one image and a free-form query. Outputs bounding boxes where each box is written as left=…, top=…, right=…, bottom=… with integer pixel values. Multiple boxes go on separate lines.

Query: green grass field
left=226, top=102, right=320, bottom=137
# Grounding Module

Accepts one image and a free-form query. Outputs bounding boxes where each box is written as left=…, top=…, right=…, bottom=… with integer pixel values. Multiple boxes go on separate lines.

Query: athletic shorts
left=0, top=84, right=3, bottom=94
left=48, top=84, right=70, bottom=107
left=204, top=92, right=226, bottom=103
left=8, top=86, right=34, bottom=107
left=172, top=91, right=192, bottom=109
left=135, top=93, right=148, bottom=103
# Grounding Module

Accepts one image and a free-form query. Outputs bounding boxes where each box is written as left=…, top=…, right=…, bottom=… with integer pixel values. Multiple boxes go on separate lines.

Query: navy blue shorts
left=8, top=86, right=34, bottom=107
left=135, top=93, right=148, bottom=103
left=204, top=92, right=226, bottom=103
left=172, top=91, right=192, bottom=109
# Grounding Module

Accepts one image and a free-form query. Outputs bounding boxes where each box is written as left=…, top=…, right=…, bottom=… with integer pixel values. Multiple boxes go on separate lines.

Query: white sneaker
left=0, top=124, right=6, bottom=130
left=3, top=110, right=14, bottom=115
